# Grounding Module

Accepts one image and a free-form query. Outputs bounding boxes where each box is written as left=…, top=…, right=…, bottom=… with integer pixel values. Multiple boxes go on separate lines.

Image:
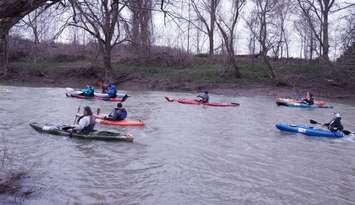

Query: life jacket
left=109, top=108, right=127, bottom=121
left=82, top=87, right=95, bottom=97
left=80, top=116, right=96, bottom=134
left=328, top=117, right=343, bottom=132
left=303, top=97, right=314, bottom=105
left=107, top=85, right=117, bottom=98
left=198, top=93, right=209, bottom=103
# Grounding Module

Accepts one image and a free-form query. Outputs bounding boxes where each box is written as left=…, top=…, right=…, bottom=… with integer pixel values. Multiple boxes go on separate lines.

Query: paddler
left=106, top=83, right=118, bottom=98
left=104, top=103, right=127, bottom=121
left=71, top=106, right=96, bottom=134
left=327, top=113, right=344, bottom=132
left=81, top=85, right=95, bottom=97
left=302, top=92, right=314, bottom=105
left=97, top=79, right=109, bottom=93
left=197, top=91, right=209, bottom=103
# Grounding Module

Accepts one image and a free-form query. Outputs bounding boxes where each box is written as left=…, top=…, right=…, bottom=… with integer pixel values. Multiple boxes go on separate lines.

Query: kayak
left=95, top=115, right=144, bottom=127
left=29, top=122, right=134, bottom=142
left=65, top=88, right=129, bottom=102
left=275, top=123, right=343, bottom=138
left=276, top=98, right=332, bottom=108
left=165, top=97, right=239, bottom=107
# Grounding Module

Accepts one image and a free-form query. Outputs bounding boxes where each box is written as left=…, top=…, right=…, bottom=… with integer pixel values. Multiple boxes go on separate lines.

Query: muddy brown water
left=0, top=86, right=355, bottom=204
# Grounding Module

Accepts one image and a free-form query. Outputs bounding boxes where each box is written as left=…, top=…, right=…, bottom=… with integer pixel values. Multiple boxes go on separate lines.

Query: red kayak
left=95, top=115, right=144, bottom=127
left=165, top=96, right=239, bottom=107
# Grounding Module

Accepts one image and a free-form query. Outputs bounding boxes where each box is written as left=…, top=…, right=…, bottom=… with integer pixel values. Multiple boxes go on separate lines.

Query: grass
left=9, top=60, right=91, bottom=73
left=7, top=58, right=352, bottom=90
left=113, top=62, right=273, bottom=86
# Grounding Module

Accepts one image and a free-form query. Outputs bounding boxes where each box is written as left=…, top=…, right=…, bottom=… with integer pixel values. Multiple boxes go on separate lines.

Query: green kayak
left=29, top=122, right=133, bottom=142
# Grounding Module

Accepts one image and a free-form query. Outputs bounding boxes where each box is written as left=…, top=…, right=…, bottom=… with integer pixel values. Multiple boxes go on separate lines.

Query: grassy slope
left=4, top=59, right=355, bottom=99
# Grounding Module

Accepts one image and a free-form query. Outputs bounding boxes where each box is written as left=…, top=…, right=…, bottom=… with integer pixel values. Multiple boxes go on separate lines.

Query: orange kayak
left=95, top=115, right=144, bottom=127
left=165, top=96, right=239, bottom=107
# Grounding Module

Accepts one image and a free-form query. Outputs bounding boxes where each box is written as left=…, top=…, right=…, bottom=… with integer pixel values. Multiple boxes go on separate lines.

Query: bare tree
left=294, top=10, right=319, bottom=60
left=271, top=0, right=293, bottom=58
left=191, top=0, right=221, bottom=55
left=297, top=0, right=337, bottom=62
left=128, top=0, right=153, bottom=56
left=339, top=12, right=354, bottom=52
left=246, top=0, right=278, bottom=79
left=69, top=0, right=129, bottom=80
left=215, top=0, right=246, bottom=77
left=0, top=0, right=60, bottom=76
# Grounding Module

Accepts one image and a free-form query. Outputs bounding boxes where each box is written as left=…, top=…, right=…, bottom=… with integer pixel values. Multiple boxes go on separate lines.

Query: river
left=0, top=86, right=355, bottom=204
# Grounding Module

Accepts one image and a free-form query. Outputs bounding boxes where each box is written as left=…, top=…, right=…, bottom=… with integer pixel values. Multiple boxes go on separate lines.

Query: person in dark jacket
left=197, top=91, right=209, bottom=103
left=302, top=92, right=314, bottom=105
left=105, top=103, right=127, bottom=121
left=328, top=113, right=344, bottom=132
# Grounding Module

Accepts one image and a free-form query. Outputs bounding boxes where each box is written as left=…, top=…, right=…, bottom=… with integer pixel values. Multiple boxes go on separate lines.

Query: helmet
left=333, top=113, right=341, bottom=118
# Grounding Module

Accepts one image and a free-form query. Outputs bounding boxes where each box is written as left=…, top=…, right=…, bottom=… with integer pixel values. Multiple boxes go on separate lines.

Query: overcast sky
left=12, top=0, right=354, bottom=60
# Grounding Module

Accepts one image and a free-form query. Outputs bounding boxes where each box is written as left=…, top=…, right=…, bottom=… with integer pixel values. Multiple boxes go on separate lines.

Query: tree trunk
left=262, top=49, right=276, bottom=79
left=227, top=39, right=241, bottom=78
left=208, top=0, right=216, bottom=56
left=285, top=38, right=289, bottom=58
left=310, top=36, right=313, bottom=60
left=0, top=28, right=9, bottom=76
left=229, top=53, right=241, bottom=78
left=103, top=46, right=112, bottom=81
left=322, top=11, right=329, bottom=61
left=208, top=30, right=214, bottom=56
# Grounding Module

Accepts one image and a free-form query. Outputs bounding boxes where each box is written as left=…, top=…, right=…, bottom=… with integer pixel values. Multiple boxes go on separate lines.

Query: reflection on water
left=0, top=86, right=355, bottom=204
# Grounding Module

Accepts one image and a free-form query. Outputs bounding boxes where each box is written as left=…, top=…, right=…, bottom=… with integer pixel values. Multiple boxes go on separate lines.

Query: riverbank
left=1, top=59, right=355, bottom=104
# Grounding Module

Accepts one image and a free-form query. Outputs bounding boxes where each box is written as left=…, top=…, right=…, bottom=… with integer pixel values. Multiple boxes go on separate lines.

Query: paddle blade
left=309, top=119, right=319, bottom=124
left=343, top=130, right=351, bottom=135
left=164, top=97, right=174, bottom=102
left=122, top=94, right=129, bottom=102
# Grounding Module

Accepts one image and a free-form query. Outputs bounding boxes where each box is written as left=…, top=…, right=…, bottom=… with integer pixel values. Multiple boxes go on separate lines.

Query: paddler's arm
left=73, top=117, right=90, bottom=131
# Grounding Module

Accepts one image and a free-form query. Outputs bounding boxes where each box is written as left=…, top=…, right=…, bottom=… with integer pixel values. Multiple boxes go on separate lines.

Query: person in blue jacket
left=81, top=85, right=95, bottom=97
left=105, top=103, right=127, bottom=121
left=106, top=83, right=117, bottom=98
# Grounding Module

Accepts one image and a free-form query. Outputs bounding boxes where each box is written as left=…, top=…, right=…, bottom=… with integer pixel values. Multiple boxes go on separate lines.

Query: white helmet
left=334, top=113, right=341, bottom=118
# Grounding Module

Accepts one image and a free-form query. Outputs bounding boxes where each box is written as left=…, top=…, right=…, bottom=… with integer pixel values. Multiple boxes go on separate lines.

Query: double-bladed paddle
left=309, top=119, right=352, bottom=135
left=73, top=106, right=81, bottom=124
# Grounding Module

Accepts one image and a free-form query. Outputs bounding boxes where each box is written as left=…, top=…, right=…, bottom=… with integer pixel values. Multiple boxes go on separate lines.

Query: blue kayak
left=276, top=123, right=344, bottom=138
